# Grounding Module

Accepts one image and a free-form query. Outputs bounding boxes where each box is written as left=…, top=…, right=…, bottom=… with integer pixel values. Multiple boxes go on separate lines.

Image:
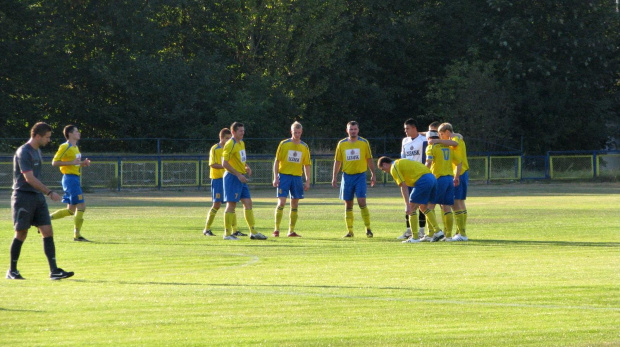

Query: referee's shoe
left=50, top=268, right=74, bottom=280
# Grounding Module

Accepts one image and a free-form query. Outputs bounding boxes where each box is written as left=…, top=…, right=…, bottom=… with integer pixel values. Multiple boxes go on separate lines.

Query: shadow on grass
left=470, top=239, right=620, bottom=248
left=0, top=307, right=45, bottom=313
left=85, top=238, right=620, bottom=249
left=71, top=279, right=416, bottom=292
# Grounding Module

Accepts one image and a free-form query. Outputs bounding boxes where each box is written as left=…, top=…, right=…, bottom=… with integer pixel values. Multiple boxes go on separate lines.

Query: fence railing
left=0, top=151, right=617, bottom=190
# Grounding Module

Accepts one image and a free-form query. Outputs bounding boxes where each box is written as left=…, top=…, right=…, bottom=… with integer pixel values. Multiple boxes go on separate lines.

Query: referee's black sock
left=10, top=238, right=24, bottom=272
left=43, top=237, right=57, bottom=272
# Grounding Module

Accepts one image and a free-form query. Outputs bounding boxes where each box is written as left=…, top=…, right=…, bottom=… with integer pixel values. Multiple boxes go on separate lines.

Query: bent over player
left=377, top=156, right=443, bottom=243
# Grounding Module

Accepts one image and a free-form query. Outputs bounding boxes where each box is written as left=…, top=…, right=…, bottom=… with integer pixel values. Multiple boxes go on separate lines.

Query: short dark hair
left=347, top=120, right=359, bottom=128
left=63, top=124, right=78, bottom=139
left=31, top=122, right=52, bottom=138
left=429, top=121, right=441, bottom=130
left=219, top=128, right=232, bottom=138
left=230, top=122, right=244, bottom=132
left=377, top=156, right=393, bottom=167
left=404, top=118, right=417, bottom=128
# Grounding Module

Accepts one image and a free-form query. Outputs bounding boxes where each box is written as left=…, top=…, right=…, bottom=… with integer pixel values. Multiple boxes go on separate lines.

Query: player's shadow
left=0, top=307, right=45, bottom=313
left=72, top=279, right=418, bottom=291
left=467, top=239, right=620, bottom=248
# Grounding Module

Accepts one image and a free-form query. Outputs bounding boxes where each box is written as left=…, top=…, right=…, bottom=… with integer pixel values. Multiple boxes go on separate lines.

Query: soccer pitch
left=1, top=183, right=619, bottom=346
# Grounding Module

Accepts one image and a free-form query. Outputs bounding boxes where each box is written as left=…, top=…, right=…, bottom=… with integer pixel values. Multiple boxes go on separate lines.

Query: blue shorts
left=431, top=175, right=455, bottom=206
left=340, top=172, right=367, bottom=201
left=61, top=174, right=84, bottom=205
left=410, top=173, right=437, bottom=205
left=277, top=174, right=304, bottom=199
left=211, top=178, right=224, bottom=203
left=223, top=172, right=251, bottom=203
left=455, top=170, right=469, bottom=200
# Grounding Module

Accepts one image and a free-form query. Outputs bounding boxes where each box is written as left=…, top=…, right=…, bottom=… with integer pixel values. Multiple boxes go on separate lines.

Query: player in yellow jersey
left=222, top=122, right=268, bottom=240
left=272, top=122, right=312, bottom=237
left=332, top=121, right=376, bottom=238
left=438, top=122, right=470, bottom=241
left=50, top=125, right=92, bottom=242
left=425, top=130, right=462, bottom=242
left=202, top=128, right=232, bottom=237
left=376, top=157, right=444, bottom=244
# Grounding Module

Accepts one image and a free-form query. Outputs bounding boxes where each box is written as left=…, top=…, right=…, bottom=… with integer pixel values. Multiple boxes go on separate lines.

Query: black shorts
left=11, top=191, right=51, bottom=231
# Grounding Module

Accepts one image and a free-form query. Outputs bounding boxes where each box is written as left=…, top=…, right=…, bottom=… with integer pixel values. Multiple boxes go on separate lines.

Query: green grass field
left=1, top=183, right=619, bottom=346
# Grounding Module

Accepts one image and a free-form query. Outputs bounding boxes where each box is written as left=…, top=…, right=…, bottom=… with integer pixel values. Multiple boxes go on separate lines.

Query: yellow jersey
left=52, top=142, right=82, bottom=176
left=426, top=144, right=461, bottom=178
left=208, top=143, right=225, bottom=179
left=390, top=159, right=432, bottom=187
left=275, top=139, right=311, bottom=176
left=334, top=137, right=373, bottom=175
left=222, top=138, right=247, bottom=174
left=451, top=136, right=469, bottom=173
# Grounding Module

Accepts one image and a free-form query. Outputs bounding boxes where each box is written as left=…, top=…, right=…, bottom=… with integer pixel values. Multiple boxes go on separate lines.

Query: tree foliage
left=1, top=0, right=618, bottom=153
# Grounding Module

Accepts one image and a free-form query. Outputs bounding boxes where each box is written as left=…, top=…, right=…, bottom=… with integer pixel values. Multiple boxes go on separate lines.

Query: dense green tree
left=1, top=0, right=618, bottom=154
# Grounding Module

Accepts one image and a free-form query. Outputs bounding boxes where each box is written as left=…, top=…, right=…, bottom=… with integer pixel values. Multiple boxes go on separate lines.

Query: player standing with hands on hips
left=7, top=122, right=74, bottom=280
left=50, top=125, right=92, bottom=241
left=332, top=121, right=376, bottom=238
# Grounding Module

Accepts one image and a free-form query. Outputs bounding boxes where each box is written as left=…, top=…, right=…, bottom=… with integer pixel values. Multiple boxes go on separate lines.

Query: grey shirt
left=13, top=143, right=43, bottom=193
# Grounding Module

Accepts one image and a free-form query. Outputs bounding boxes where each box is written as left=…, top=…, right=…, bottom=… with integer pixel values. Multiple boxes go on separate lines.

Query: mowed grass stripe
left=0, top=183, right=618, bottom=346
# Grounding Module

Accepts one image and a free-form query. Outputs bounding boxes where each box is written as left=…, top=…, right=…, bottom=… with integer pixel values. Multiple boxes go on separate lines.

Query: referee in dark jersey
left=7, top=122, right=74, bottom=280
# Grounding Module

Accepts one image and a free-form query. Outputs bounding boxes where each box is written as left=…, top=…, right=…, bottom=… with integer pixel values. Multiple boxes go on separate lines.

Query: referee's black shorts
left=11, top=191, right=51, bottom=231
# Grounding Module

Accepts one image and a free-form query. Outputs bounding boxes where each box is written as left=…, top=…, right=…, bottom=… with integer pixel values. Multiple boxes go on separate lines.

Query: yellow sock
left=423, top=209, right=440, bottom=235
left=224, top=212, right=235, bottom=236
left=205, top=207, right=219, bottom=230
left=51, top=208, right=73, bottom=220
left=462, top=210, right=468, bottom=237
left=424, top=211, right=435, bottom=235
left=345, top=208, right=354, bottom=234
left=74, top=210, right=85, bottom=237
left=232, top=214, right=238, bottom=233
left=289, top=208, right=298, bottom=233
left=442, top=211, right=453, bottom=238
left=408, top=214, right=417, bottom=237
left=360, top=205, right=371, bottom=229
left=454, top=210, right=465, bottom=235
left=244, top=209, right=256, bottom=234
left=275, top=206, right=284, bottom=231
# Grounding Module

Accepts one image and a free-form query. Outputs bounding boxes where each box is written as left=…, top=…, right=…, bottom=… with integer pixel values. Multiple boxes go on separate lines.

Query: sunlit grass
left=1, top=183, right=619, bottom=346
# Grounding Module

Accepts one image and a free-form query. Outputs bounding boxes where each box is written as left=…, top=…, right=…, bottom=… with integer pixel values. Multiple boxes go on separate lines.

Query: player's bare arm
left=303, top=165, right=311, bottom=191
left=272, top=159, right=280, bottom=187
left=331, top=161, right=342, bottom=188
left=454, top=162, right=462, bottom=187
left=367, top=158, right=376, bottom=187
left=400, top=183, right=412, bottom=215
left=428, top=138, right=458, bottom=146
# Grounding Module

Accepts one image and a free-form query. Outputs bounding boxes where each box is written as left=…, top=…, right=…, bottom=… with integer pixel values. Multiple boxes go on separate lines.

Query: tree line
left=1, top=0, right=619, bottom=154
